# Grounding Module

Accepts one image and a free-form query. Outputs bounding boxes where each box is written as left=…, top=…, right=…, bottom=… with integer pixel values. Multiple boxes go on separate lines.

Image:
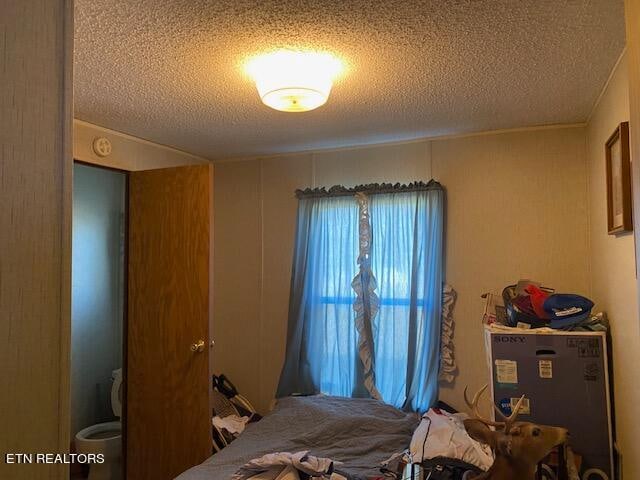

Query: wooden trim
left=605, top=122, right=633, bottom=234
left=625, top=0, right=640, bottom=282
left=58, top=1, right=74, bottom=478
left=59, top=1, right=74, bottom=476
left=122, top=174, right=130, bottom=480
left=75, top=158, right=129, bottom=174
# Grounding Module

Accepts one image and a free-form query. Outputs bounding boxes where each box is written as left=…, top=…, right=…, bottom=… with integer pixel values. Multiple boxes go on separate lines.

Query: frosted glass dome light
left=245, top=50, right=344, bottom=112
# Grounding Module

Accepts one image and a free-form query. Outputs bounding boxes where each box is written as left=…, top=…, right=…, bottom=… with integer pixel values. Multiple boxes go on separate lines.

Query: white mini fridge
left=484, top=326, right=614, bottom=479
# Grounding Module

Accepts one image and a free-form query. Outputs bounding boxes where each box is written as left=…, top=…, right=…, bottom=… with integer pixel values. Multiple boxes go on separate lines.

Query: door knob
left=190, top=340, right=205, bottom=353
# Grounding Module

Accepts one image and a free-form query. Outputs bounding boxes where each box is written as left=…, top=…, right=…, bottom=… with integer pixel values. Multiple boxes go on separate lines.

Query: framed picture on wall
left=605, top=121, right=633, bottom=234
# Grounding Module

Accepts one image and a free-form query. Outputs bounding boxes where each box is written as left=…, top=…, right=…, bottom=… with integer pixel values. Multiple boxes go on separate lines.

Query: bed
left=175, top=395, right=420, bottom=480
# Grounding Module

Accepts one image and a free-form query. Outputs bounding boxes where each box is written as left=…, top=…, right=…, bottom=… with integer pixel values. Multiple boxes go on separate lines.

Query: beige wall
left=213, top=126, right=591, bottom=414
left=434, top=128, right=591, bottom=408
left=74, top=119, right=210, bottom=170
left=0, top=1, right=73, bottom=478
left=586, top=52, right=640, bottom=477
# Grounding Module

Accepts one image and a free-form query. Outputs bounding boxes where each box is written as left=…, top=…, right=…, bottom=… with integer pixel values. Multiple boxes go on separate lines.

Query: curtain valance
left=295, top=180, right=443, bottom=199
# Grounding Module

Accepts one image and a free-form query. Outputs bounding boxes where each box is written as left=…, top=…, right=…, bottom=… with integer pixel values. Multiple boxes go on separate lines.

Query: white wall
left=586, top=52, right=640, bottom=477
left=213, top=126, right=591, bottom=414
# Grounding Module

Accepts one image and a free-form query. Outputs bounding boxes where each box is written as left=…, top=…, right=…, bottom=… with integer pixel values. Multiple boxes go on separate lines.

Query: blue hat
left=543, top=294, right=594, bottom=328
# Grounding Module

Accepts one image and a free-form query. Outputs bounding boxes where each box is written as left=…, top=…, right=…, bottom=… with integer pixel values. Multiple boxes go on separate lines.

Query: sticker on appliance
left=584, top=363, right=599, bottom=381
left=511, top=396, right=530, bottom=415
left=499, top=398, right=512, bottom=415
left=538, top=360, right=553, bottom=379
left=495, top=359, right=518, bottom=384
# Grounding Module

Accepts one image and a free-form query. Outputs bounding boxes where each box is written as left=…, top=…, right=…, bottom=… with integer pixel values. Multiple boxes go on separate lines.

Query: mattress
left=175, top=395, right=419, bottom=480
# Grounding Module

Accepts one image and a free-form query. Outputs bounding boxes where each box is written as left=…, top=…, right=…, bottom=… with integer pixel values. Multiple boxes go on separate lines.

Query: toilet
left=75, top=368, right=123, bottom=480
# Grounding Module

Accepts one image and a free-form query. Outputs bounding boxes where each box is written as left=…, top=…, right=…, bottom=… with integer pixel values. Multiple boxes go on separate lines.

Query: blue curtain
left=277, top=185, right=444, bottom=412
left=276, top=196, right=364, bottom=398
left=368, top=190, right=444, bottom=411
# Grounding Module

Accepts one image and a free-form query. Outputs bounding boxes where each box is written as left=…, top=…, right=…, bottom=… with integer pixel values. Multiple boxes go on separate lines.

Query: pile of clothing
left=492, top=279, right=601, bottom=331
left=408, top=408, right=492, bottom=470
left=211, top=374, right=261, bottom=451
left=233, top=408, right=487, bottom=480
left=231, top=451, right=347, bottom=480
left=381, top=407, right=491, bottom=480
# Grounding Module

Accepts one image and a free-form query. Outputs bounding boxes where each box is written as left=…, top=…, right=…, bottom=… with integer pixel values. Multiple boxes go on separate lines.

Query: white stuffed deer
left=463, top=385, right=568, bottom=480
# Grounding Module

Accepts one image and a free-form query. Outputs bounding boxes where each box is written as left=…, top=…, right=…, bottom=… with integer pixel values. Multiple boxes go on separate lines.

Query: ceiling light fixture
left=245, top=50, right=344, bottom=112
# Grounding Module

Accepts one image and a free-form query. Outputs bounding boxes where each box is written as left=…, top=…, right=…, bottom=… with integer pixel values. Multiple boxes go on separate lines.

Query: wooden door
left=127, top=164, right=212, bottom=479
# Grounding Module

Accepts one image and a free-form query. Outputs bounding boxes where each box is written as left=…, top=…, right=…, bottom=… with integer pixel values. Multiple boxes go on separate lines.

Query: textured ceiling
left=75, top=0, right=626, bottom=160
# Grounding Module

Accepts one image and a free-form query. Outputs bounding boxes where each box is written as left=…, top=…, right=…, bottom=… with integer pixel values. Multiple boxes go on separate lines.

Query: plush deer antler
left=462, top=385, right=569, bottom=480
left=463, top=384, right=526, bottom=433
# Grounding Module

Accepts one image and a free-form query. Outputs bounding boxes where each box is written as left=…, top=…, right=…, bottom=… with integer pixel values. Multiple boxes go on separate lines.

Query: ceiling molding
left=586, top=46, right=628, bottom=125
left=213, top=122, right=587, bottom=164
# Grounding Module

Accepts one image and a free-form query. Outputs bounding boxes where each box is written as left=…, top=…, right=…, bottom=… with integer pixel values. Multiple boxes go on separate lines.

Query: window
left=277, top=184, right=444, bottom=412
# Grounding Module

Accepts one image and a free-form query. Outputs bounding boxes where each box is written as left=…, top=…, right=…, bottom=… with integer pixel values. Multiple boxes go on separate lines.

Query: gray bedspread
left=176, top=395, right=419, bottom=480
